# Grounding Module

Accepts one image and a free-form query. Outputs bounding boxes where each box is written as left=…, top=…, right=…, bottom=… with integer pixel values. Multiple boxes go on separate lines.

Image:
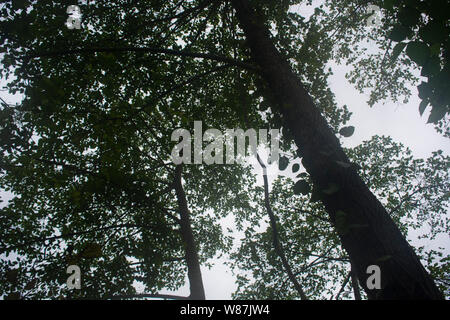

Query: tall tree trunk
left=231, top=0, right=443, bottom=299
left=174, top=165, right=206, bottom=300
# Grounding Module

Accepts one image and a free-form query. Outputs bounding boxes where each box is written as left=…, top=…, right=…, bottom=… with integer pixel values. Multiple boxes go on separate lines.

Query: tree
left=230, top=0, right=443, bottom=299
left=0, top=0, right=447, bottom=299
left=232, top=136, right=449, bottom=299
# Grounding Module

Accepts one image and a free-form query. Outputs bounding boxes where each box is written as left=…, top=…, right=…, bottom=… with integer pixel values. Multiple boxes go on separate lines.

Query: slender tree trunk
left=231, top=0, right=443, bottom=299
left=174, top=165, right=206, bottom=300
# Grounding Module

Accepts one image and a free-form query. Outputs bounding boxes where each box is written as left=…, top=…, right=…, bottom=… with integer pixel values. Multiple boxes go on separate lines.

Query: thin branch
left=256, top=153, right=308, bottom=300
left=290, top=208, right=331, bottom=223
left=389, top=184, right=437, bottom=216
left=24, top=46, right=257, bottom=72
left=334, top=271, right=352, bottom=300
left=129, top=257, right=184, bottom=266
left=294, top=250, right=350, bottom=262
left=0, top=223, right=139, bottom=252
left=108, top=293, right=189, bottom=300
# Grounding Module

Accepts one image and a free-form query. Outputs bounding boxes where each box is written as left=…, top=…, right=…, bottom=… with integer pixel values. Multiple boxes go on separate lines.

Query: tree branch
left=24, top=46, right=258, bottom=72
left=108, top=293, right=189, bottom=300
left=256, top=153, right=308, bottom=300
left=0, top=223, right=139, bottom=253
left=334, top=271, right=351, bottom=300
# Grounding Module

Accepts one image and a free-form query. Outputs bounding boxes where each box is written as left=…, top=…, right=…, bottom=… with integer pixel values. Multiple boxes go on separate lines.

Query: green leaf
left=339, top=126, right=355, bottom=137
left=421, top=56, right=441, bottom=77
left=388, top=25, right=410, bottom=42
left=24, top=279, right=37, bottom=290
left=419, top=22, right=447, bottom=44
left=296, top=172, right=308, bottom=179
left=6, top=269, right=18, bottom=283
left=430, top=43, right=441, bottom=56
left=406, top=41, right=430, bottom=66
left=419, top=100, right=429, bottom=116
left=426, top=0, right=449, bottom=23
left=12, top=0, right=27, bottom=10
left=381, top=0, right=395, bottom=11
left=5, top=292, right=21, bottom=300
left=292, top=163, right=300, bottom=173
left=278, top=156, right=289, bottom=171
left=81, top=243, right=103, bottom=259
left=417, top=81, right=432, bottom=100
left=427, top=106, right=447, bottom=124
left=398, top=6, right=421, bottom=27
left=294, top=180, right=311, bottom=195
left=391, top=42, right=406, bottom=61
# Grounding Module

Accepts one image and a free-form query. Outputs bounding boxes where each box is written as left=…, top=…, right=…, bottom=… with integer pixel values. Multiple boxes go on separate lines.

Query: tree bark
left=174, top=165, right=206, bottom=300
left=231, top=0, right=443, bottom=299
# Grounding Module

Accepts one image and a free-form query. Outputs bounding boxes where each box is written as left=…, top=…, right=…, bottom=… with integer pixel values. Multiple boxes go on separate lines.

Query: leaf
left=388, top=25, right=410, bottom=42
left=430, top=43, right=441, bottom=56
left=391, top=42, right=407, bottom=61
left=417, top=81, right=432, bottom=99
left=296, top=172, right=308, bottom=179
left=5, top=292, right=21, bottom=300
left=406, top=41, right=430, bottom=66
left=420, top=56, right=441, bottom=77
left=12, top=0, right=27, bottom=10
left=339, top=126, right=355, bottom=137
left=419, top=100, right=429, bottom=116
left=381, top=0, right=395, bottom=11
left=294, top=180, right=311, bottom=195
left=292, top=163, right=300, bottom=173
left=24, top=279, right=37, bottom=290
left=427, top=106, right=447, bottom=124
left=65, top=255, right=80, bottom=265
left=419, top=21, right=447, bottom=44
left=398, top=6, right=421, bottom=27
left=6, top=269, right=18, bottom=283
left=80, top=243, right=102, bottom=259
left=278, top=156, right=289, bottom=171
